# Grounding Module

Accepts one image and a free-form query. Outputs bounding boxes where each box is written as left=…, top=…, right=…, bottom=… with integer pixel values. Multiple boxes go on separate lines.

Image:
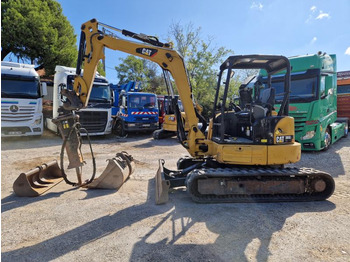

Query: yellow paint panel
left=267, top=142, right=301, bottom=165
left=215, top=145, right=267, bottom=165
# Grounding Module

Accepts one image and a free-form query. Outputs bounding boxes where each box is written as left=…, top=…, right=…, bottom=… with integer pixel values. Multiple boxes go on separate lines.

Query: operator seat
left=252, top=88, right=275, bottom=119
left=239, top=87, right=252, bottom=109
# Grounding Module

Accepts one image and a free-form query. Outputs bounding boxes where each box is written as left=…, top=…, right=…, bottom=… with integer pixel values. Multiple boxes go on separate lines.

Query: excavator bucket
left=13, top=160, right=63, bottom=197
left=86, top=152, right=135, bottom=189
left=155, top=159, right=171, bottom=204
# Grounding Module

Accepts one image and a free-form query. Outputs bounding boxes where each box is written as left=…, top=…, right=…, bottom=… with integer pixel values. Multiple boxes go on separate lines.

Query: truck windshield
left=89, top=84, right=111, bottom=102
left=129, top=95, right=158, bottom=109
left=1, top=75, right=40, bottom=99
left=262, top=70, right=318, bottom=103
left=67, top=75, right=110, bottom=102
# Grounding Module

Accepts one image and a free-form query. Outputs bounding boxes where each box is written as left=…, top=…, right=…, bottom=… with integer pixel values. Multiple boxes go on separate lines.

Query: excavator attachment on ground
left=86, top=152, right=135, bottom=189
left=13, top=160, right=63, bottom=197
left=13, top=112, right=135, bottom=197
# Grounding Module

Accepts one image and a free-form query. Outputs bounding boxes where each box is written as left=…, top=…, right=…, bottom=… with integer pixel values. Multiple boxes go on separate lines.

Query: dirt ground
left=1, top=130, right=350, bottom=262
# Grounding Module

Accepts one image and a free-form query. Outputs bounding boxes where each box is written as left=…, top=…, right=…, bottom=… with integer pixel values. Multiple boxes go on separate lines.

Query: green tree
left=1, top=0, right=77, bottom=75
left=168, top=22, right=232, bottom=118
left=97, top=61, right=106, bottom=76
left=115, top=55, right=145, bottom=84
left=114, top=55, right=166, bottom=93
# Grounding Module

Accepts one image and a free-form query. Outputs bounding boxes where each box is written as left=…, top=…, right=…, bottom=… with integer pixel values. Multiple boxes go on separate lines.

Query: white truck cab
left=46, top=65, right=113, bottom=136
left=1, top=61, right=47, bottom=137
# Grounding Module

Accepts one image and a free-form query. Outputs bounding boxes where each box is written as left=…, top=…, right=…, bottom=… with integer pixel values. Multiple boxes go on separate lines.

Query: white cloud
left=310, top=37, right=317, bottom=45
left=306, top=7, right=331, bottom=23
left=316, top=11, right=330, bottom=20
left=345, top=47, right=350, bottom=56
left=250, top=2, right=263, bottom=10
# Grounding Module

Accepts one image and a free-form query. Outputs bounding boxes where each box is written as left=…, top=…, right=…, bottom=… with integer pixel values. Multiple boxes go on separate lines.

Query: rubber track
left=186, top=167, right=335, bottom=203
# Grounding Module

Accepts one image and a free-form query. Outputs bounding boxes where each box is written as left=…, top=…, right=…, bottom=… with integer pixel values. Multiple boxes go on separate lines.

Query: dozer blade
left=86, top=152, right=135, bottom=189
left=13, top=160, right=63, bottom=197
left=155, top=159, right=171, bottom=205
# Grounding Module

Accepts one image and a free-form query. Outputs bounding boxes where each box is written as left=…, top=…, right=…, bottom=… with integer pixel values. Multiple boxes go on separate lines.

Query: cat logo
left=136, top=48, right=158, bottom=57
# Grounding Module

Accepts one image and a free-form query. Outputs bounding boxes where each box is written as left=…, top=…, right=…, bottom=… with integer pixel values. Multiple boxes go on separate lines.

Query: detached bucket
left=155, top=159, right=171, bottom=205
left=86, top=152, right=135, bottom=189
left=13, top=160, right=63, bottom=197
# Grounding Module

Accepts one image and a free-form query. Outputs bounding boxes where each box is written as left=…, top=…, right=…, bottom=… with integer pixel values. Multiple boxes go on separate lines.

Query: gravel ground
left=1, top=130, right=350, bottom=262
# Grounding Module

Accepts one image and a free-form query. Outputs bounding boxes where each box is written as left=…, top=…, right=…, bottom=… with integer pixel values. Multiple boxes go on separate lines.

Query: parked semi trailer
left=260, top=52, right=348, bottom=151
left=337, top=71, right=350, bottom=128
left=1, top=61, right=47, bottom=137
left=46, top=65, right=113, bottom=135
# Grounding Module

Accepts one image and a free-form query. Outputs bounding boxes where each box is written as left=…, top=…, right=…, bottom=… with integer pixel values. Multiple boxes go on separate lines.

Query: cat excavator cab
left=32, top=18, right=334, bottom=203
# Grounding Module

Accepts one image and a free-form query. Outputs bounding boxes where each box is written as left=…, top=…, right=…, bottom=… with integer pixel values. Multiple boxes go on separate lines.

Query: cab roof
left=220, top=55, right=290, bottom=75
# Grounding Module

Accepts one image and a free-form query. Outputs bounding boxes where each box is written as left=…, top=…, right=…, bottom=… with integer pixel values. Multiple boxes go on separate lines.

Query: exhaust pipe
left=13, top=160, right=63, bottom=197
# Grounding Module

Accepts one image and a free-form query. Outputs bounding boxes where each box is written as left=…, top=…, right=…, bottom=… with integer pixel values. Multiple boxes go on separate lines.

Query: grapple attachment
left=13, top=160, right=63, bottom=197
left=86, top=152, right=135, bottom=189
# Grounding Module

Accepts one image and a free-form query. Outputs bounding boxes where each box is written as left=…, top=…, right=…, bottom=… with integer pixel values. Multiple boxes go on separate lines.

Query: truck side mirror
left=325, top=75, right=333, bottom=95
left=58, top=83, right=67, bottom=100
left=110, top=90, right=115, bottom=105
left=41, top=82, right=48, bottom=97
left=122, top=96, right=127, bottom=107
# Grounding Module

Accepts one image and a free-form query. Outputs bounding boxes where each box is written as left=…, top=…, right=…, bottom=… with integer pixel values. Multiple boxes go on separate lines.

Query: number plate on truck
left=143, top=124, right=150, bottom=127
left=9, top=131, right=22, bottom=135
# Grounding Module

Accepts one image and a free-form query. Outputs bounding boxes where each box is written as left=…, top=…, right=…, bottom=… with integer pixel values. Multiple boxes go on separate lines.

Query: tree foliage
left=115, top=55, right=166, bottom=94
left=96, top=61, right=106, bottom=76
left=1, top=0, right=77, bottom=75
left=168, top=22, right=233, bottom=118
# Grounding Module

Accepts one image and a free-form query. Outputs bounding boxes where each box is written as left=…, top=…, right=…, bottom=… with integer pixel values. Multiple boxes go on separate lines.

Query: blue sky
left=27, top=1, right=350, bottom=83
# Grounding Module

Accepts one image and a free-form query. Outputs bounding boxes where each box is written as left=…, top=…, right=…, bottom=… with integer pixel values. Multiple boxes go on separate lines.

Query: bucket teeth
left=13, top=160, right=63, bottom=197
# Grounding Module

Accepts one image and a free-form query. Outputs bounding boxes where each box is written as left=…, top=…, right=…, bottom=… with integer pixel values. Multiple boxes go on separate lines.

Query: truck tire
left=114, top=121, right=126, bottom=137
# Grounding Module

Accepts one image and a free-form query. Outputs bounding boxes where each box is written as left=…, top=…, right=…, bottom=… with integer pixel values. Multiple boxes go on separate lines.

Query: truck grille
left=76, top=111, right=108, bottom=133
left=290, top=112, right=307, bottom=132
left=134, top=116, right=158, bottom=123
left=1, top=105, right=36, bottom=122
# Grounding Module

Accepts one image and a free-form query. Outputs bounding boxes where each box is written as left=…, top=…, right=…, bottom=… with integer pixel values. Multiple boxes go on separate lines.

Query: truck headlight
left=128, top=123, right=136, bottom=127
left=34, top=116, right=42, bottom=125
left=301, top=131, right=315, bottom=140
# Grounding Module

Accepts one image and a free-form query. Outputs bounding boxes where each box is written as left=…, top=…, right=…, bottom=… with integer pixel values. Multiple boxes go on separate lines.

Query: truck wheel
left=153, top=129, right=161, bottom=139
left=114, top=121, right=126, bottom=137
left=323, top=127, right=331, bottom=151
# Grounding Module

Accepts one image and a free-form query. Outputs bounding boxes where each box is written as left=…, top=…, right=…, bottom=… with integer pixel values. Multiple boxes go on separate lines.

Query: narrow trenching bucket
left=86, top=152, right=135, bottom=189
left=13, top=160, right=63, bottom=197
left=155, top=159, right=171, bottom=205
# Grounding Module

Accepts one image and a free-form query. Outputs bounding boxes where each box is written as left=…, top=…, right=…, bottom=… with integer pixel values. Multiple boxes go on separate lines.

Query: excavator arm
left=64, top=19, right=206, bottom=157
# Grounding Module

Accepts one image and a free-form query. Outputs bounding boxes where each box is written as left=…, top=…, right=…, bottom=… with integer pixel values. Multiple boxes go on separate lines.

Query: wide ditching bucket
left=85, top=152, right=135, bottom=189
left=13, top=160, right=63, bottom=197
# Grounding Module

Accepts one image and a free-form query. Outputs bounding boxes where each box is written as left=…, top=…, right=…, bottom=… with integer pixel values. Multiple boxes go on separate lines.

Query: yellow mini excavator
left=15, top=19, right=335, bottom=203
